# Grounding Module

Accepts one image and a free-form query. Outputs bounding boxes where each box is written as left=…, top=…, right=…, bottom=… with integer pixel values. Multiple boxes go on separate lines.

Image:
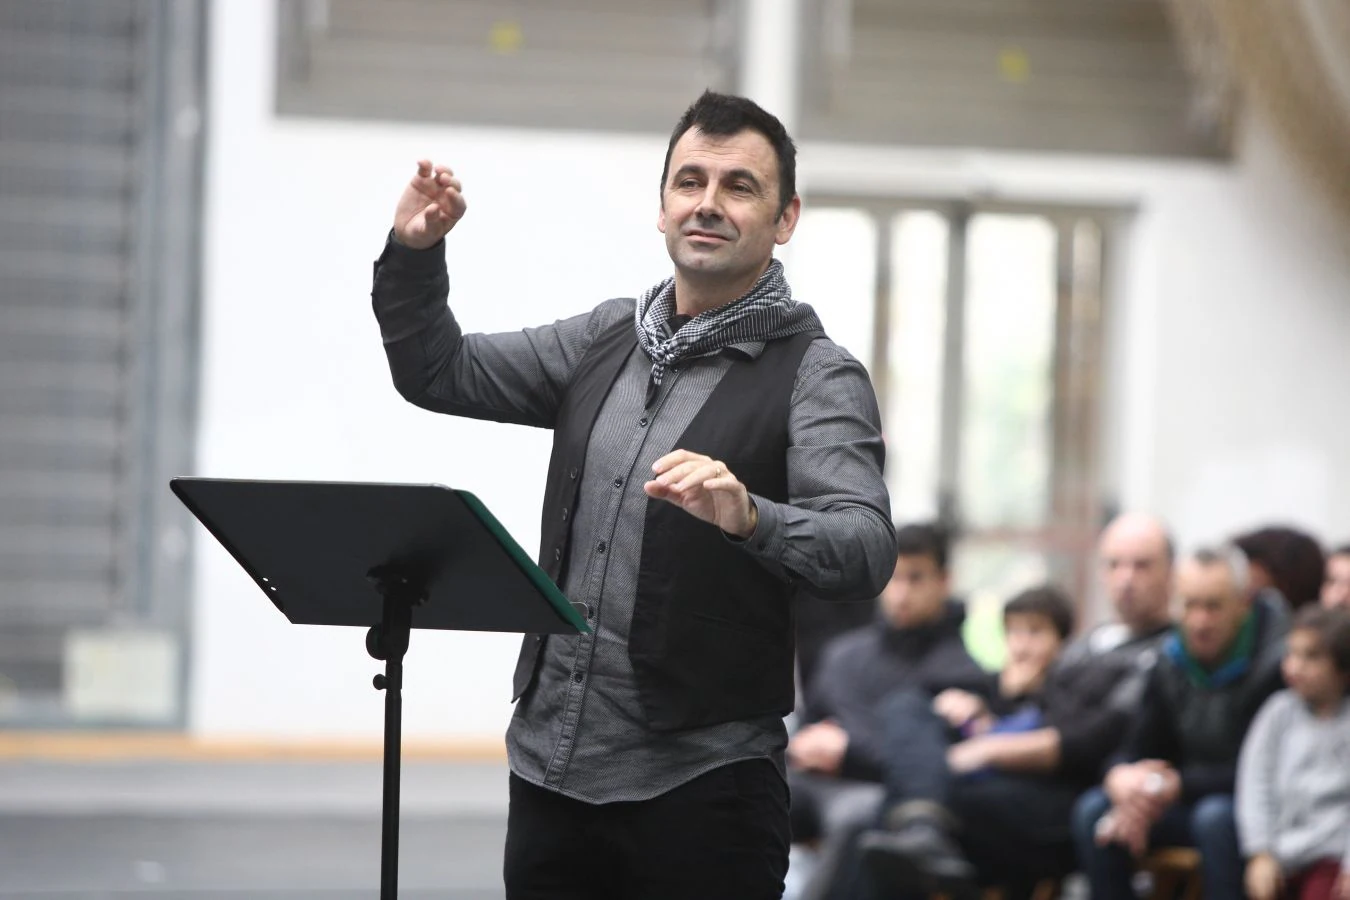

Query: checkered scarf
left=633, top=259, right=819, bottom=402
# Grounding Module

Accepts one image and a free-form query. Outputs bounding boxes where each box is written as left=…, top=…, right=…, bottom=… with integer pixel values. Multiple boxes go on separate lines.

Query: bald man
left=856, top=513, right=1176, bottom=898
left=1092, top=512, right=1177, bottom=650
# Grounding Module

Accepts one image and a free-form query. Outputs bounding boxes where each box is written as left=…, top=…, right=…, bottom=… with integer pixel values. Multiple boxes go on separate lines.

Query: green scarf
left=1165, top=609, right=1258, bottom=689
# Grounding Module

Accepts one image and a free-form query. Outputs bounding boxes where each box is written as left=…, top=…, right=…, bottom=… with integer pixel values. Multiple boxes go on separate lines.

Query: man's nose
left=695, top=183, right=723, bottom=218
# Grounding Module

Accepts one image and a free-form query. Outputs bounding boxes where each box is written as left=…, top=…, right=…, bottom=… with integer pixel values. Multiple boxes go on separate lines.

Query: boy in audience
left=932, top=585, right=1073, bottom=742
left=853, top=586, right=1075, bottom=899
left=1238, top=605, right=1350, bottom=900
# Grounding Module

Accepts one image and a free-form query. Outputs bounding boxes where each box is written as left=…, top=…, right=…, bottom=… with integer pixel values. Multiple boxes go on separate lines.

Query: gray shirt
left=1236, top=690, right=1350, bottom=872
left=372, top=240, right=895, bottom=803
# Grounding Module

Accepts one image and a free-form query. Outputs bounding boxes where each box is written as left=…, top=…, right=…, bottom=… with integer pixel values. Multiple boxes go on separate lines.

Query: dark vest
left=511, top=313, right=821, bottom=731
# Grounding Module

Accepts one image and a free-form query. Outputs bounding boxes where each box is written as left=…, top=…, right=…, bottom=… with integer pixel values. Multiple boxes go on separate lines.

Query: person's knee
left=878, top=685, right=934, bottom=719
left=1189, top=794, right=1237, bottom=844
left=821, top=783, right=886, bottom=836
left=1071, top=788, right=1111, bottom=843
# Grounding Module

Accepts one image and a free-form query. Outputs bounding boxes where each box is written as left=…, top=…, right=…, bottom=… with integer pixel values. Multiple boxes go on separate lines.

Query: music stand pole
left=365, top=566, right=424, bottom=900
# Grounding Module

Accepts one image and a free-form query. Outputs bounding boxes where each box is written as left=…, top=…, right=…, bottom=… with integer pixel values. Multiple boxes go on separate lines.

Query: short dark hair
left=1233, top=525, right=1326, bottom=608
left=661, top=90, right=797, bottom=218
left=1291, top=604, right=1350, bottom=676
left=1004, top=585, right=1076, bottom=640
left=894, top=522, right=950, bottom=573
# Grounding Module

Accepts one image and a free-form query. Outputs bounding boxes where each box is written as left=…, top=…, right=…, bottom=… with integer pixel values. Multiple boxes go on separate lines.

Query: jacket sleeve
left=1235, top=691, right=1287, bottom=857
left=1123, top=668, right=1179, bottom=766
left=744, top=345, right=895, bottom=602
left=371, top=234, right=614, bottom=428
left=918, top=646, right=994, bottom=698
left=1055, top=656, right=1153, bottom=780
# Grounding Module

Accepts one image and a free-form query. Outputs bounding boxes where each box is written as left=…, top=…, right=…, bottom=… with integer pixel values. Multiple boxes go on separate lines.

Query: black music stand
left=169, top=477, right=587, bottom=900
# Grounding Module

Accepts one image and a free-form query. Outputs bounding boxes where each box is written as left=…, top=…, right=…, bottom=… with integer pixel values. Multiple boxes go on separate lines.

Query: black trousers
left=504, top=759, right=791, bottom=900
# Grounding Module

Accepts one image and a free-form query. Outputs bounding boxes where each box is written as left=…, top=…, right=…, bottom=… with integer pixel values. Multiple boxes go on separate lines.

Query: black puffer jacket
left=804, top=601, right=989, bottom=781
left=1124, top=596, right=1289, bottom=801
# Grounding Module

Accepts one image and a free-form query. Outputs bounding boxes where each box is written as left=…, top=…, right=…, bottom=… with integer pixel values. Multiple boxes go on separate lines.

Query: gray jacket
left=1236, top=690, right=1350, bottom=873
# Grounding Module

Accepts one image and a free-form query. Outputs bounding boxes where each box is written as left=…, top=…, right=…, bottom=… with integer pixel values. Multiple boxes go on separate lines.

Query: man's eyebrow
left=669, top=164, right=765, bottom=190
left=725, top=167, right=764, bottom=189
left=670, top=163, right=707, bottom=184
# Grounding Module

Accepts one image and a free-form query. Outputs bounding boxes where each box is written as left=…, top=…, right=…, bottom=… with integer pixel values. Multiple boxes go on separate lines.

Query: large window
left=793, top=198, right=1116, bottom=662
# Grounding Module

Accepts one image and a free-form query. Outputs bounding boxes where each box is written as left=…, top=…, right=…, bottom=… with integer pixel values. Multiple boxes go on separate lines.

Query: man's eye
left=679, top=179, right=699, bottom=189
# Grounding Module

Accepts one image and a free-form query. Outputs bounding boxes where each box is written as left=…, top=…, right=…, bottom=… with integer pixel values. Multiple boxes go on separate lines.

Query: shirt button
left=553, top=548, right=562, bottom=561
left=561, top=507, right=569, bottom=522
left=597, top=542, right=607, bottom=554
left=638, top=416, right=648, bottom=427
left=572, top=672, right=584, bottom=684
left=612, top=477, right=623, bottom=489
left=569, top=467, right=579, bottom=480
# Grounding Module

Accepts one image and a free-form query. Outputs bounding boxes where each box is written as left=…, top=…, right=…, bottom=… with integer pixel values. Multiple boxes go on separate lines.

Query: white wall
left=193, top=1, right=672, bottom=739
left=193, top=1, right=1350, bottom=740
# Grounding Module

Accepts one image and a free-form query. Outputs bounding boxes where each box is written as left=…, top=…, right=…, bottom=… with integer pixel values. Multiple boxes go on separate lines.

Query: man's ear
left=775, top=194, right=802, bottom=245
left=657, top=203, right=667, bottom=235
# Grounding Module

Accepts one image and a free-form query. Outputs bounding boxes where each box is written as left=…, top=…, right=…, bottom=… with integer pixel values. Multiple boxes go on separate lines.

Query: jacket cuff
left=377, top=229, right=446, bottom=275
left=737, top=495, right=784, bottom=560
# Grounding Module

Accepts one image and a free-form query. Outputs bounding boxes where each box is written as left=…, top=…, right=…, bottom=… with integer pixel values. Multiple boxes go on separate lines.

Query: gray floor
left=0, top=760, right=510, bottom=899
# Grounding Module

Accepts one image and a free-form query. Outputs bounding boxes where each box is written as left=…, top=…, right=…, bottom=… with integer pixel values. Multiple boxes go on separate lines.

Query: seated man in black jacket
left=1071, top=545, right=1288, bottom=900
left=787, top=522, right=988, bottom=898
left=855, top=512, right=1177, bottom=899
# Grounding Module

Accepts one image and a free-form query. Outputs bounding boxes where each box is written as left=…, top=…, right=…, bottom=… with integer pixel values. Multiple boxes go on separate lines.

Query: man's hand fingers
left=672, top=461, right=731, bottom=493
left=643, top=479, right=669, bottom=501
left=653, top=460, right=702, bottom=489
left=651, top=449, right=705, bottom=475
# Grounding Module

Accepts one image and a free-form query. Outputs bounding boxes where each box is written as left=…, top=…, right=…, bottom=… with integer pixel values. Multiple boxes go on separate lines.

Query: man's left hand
left=645, top=450, right=757, bottom=537
left=787, top=721, right=849, bottom=775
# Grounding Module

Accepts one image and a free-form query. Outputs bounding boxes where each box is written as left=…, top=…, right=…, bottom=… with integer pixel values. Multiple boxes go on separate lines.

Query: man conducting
left=369, top=91, right=896, bottom=899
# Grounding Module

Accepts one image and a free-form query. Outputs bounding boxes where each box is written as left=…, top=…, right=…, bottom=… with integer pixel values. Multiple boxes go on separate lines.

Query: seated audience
left=852, top=512, right=1176, bottom=900
left=795, top=590, right=881, bottom=704
left=855, top=585, right=1073, bottom=899
left=1235, top=524, right=1326, bottom=610
left=1238, top=605, right=1350, bottom=900
left=1073, top=544, right=1288, bottom=900
left=1324, top=544, right=1350, bottom=610
left=786, top=523, right=987, bottom=896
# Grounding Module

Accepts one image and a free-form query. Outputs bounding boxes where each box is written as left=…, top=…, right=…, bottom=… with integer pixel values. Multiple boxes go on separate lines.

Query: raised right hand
left=392, top=159, right=467, bottom=250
